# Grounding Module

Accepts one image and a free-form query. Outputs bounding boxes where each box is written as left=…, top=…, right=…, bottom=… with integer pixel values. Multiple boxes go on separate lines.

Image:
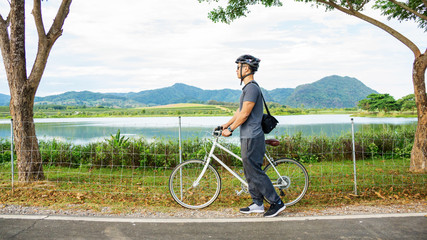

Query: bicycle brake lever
left=213, top=130, right=222, bottom=136
left=214, top=126, right=223, bottom=131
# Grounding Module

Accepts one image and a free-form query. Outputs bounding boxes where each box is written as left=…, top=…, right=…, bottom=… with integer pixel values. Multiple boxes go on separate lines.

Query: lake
left=0, top=115, right=418, bottom=144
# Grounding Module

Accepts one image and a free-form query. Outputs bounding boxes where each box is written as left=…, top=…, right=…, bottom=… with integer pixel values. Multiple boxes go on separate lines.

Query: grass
left=351, top=110, right=418, bottom=118
left=0, top=124, right=421, bottom=213
left=0, top=157, right=425, bottom=214
left=0, top=104, right=235, bottom=119
left=1, top=104, right=419, bottom=119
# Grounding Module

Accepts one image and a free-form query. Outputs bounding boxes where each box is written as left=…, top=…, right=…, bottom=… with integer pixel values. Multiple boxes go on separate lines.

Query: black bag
left=262, top=113, right=278, bottom=134
left=250, top=82, right=279, bottom=134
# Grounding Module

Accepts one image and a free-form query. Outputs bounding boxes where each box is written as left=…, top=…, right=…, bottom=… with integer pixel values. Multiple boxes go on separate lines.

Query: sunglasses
left=237, top=65, right=247, bottom=70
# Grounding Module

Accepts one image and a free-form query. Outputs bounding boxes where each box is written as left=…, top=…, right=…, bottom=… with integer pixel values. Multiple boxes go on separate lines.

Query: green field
left=0, top=157, right=425, bottom=213
left=0, top=125, right=424, bottom=213
left=0, top=103, right=237, bottom=119
left=1, top=103, right=419, bottom=119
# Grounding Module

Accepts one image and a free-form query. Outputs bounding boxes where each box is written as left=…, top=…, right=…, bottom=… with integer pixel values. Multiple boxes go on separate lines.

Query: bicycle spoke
left=169, top=160, right=221, bottom=209
left=264, top=158, right=309, bottom=206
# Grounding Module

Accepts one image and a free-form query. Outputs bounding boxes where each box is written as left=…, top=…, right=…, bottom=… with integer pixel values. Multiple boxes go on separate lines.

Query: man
left=221, top=54, right=286, bottom=218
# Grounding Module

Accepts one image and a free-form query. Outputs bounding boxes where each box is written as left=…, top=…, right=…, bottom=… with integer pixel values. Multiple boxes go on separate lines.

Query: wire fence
left=0, top=116, right=425, bottom=206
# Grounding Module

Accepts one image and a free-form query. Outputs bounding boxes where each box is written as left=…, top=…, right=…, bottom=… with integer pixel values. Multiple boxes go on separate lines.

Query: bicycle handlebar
left=213, top=126, right=223, bottom=137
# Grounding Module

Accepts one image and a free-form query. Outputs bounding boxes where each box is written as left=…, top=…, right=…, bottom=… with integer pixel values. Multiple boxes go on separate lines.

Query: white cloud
left=0, top=0, right=425, bottom=99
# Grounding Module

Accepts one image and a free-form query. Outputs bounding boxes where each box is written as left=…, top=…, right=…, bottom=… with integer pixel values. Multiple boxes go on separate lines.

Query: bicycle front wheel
left=169, top=159, right=221, bottom=209
left=264, top=158, right=309, bottom=206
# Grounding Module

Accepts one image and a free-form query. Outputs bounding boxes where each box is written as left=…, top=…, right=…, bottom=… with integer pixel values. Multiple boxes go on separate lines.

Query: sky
left=0, top=0, right=425, bottom=99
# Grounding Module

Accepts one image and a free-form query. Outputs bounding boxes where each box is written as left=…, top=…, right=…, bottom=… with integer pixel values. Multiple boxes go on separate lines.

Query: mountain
left=0, top=75, right=379, bottom=108
left=35, top=91, right=142, bottom=108
left=284, top=75, right=378, bottom=108
left=127, top=83, right=241, bottom=105
left=269, top=88, right=294, bottom=103
left=0, top=93, right=9, bottom=106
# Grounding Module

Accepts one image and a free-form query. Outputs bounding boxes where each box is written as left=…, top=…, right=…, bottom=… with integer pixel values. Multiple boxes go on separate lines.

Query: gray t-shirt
left=239, top=81, right=264, bottom=138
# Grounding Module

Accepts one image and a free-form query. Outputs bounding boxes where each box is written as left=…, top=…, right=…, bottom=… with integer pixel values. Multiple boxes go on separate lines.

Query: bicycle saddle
left=265, top=139, right=280, bottom=146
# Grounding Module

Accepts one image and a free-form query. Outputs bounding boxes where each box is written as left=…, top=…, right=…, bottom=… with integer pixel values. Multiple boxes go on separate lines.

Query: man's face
left=236, top=63, right=249, bottom=78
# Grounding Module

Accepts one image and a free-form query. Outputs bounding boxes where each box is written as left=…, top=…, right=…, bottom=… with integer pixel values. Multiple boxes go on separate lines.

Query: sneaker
left=264, top=201, right=286, bottom=218
left=239, top=203, right=264, bottom=214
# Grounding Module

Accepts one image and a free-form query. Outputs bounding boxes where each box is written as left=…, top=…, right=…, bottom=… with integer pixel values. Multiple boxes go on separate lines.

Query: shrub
left=0, top=124, right=416, bottom=168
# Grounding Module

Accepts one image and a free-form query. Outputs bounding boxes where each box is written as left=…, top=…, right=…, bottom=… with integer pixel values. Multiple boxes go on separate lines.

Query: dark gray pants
left=241, top=135, right=280, bottom=206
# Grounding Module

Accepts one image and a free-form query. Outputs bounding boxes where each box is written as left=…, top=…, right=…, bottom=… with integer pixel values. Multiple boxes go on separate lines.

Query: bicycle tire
left=169, top=159, right=221, bottom=209
left=263, top=158, right=309, bottom=206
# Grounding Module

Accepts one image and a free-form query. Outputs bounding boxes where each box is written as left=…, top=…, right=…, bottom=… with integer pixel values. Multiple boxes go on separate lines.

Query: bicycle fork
left=191, top=139, right=217, bottom=188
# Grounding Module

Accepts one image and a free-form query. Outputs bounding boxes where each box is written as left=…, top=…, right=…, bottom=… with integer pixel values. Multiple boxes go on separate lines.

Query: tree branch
left=355, top=0, right=369, bottom=11
left=0, top=3, right=12, bottom=59
left=46, top=0, right=72, bottom=46
left=0, top=8, right=11, bottom=27
left=345, top=0, right=354, bottom=11
left=0, top=13, right=11, bottom=73
left=29, top=0, right=72, bottom=89
left=2, top=0, right=11, bottom=33
left=422, top=0, right=427, bottom=8
left=388, top=0, right=427, bottom=22
left=316, top=0, right=422, bottom=58
left=32, top=0, right=47, bottom=42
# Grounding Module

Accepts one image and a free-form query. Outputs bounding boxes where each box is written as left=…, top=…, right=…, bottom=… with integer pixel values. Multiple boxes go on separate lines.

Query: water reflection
left=0, top=115, right=418, bottom=144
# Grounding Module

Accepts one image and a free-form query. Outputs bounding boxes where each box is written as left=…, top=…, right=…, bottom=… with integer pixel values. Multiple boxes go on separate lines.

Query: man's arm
left=222, top=108, right=240, bottom=130
left=222, top=101, right=255, bottom=137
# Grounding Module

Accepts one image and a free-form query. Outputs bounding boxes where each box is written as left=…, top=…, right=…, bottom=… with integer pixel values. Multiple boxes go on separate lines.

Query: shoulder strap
left=249, top=81, right=272, bottom=116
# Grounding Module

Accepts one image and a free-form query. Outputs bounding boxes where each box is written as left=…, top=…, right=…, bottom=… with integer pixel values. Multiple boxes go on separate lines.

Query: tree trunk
left=10, top=89, right=45, bottom=181
left=6, top=0, right=44, bottom=181
left=0, top=0, right=72, bottom=182
left=410, top=51, right=427, bottom=173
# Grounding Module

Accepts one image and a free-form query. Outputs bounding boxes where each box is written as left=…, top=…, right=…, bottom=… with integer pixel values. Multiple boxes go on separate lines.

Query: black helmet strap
left=239, top=64, right=254, bottom=86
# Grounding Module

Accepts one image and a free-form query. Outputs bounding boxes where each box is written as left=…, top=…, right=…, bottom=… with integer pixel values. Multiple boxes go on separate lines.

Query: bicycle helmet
left=235, top=55, right=261, bottom=85
left=235, top=55, right=260, bottom=72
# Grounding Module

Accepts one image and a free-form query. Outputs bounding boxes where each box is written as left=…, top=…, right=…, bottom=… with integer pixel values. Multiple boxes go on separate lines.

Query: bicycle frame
left=192, top=134, right=284, bottom=191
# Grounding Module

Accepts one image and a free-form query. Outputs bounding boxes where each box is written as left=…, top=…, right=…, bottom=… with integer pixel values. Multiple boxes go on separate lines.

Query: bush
left=271, top=124, right=415, bottom=163
left=0, top=139, right=11, bottom=164
left=0, top=124, right=416, bottom=168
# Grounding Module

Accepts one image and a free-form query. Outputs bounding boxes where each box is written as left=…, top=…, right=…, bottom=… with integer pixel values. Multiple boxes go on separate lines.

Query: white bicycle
left=169, top=128, right=309, bottom=209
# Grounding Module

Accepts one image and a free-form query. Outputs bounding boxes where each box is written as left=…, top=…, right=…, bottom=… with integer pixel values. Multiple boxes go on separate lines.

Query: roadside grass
left=0, top=158, right=425, bottom=214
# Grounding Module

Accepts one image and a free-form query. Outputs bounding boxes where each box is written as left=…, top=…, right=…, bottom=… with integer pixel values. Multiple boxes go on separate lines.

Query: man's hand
left=222, top=128, right=232, bottom=137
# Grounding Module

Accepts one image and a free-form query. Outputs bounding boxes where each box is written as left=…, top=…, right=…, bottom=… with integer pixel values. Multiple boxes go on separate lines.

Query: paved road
left=0, top=213, right=426, bottom=240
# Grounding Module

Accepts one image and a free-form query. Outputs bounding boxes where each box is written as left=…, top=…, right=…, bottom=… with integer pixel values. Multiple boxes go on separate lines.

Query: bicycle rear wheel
left=264, top=158, right=309, bottom=206
left=169, top=159, right=221, bottom=209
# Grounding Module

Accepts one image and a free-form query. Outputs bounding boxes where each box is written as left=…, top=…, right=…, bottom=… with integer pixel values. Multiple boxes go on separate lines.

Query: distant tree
left=0, top=0, right=72, bottom=181
left=376, top=94, right=400, bottom=113
left=359, top=93, right=400, bottom=113
left=207, top=100, right=221, bottom=105
left=397, top=94, right=417, bottom=112
left=199, top=0, right=427, bottom=173
left=268, top=102, right=282, bottom=108
left=358, top=98, right=372, bottom=111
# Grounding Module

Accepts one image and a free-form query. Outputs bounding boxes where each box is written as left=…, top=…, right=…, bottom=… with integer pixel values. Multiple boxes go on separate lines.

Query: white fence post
left=178, top=116, right=183, bottom=199
left=178, top=116, right=183, bottom=164
left=351, top=118, right=358, bottom=195
left=10, top=119, right=14, bottom=194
